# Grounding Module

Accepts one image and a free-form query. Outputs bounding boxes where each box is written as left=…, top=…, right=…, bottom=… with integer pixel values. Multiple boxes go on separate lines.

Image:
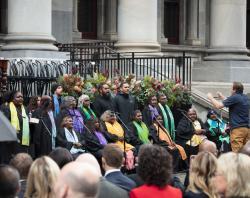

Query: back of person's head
left=102, top=144, right=123, bottom=169
left=240, top=140, right=250, bottom=157
left=188, top=152, right=218, bottom=197
left=138, top=144, right=172, bottom=188
left=76, top=153, right=102, bottom=177
left=199, top=140, right=218, bottom=157
left=54, top=162, right=100, bottom=198
left=0, top=164, right=20, bottom=198
left=25, top=156, right=60, bottom=198
left=217, top=152, right=250, bottom=197
left=9, top=153, right=33, bottom=179
left=49, top=147, right=73, bottom=169
left=233, top=81, right=244, bottom=93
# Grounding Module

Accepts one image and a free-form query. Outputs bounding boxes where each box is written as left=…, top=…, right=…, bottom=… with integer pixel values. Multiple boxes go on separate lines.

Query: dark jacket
left=142, top=106, right=154, bottom=128
left=184, top=191, right=209, bottom=198
left=127, top=122, right=144, bottom=150
left=105, top=171, right=136, bottom=192
left=93, top=95, right=115, bottom=117
left=175, top=117, right=205, bottom=147
left=114, top=93, right=137, bottom=125
left=32, top=109, right=55, bottom=157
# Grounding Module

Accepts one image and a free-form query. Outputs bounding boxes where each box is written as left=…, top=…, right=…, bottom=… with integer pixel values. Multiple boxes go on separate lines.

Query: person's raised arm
left=207, top=93, right=224, bottom=109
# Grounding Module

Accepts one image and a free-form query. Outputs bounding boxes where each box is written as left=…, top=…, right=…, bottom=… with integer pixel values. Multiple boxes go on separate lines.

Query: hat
left=51, top=83, right=61, bottom=94
left=207, top=109, right=217, bottom=118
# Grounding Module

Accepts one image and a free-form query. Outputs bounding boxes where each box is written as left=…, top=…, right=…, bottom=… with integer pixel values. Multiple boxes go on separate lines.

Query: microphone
left=177, top=108, right=187, bottom=113
left=111, top=111, right=120, bottom=115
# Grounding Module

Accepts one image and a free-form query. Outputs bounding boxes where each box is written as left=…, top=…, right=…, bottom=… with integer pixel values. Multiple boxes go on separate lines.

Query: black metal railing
left=71, top=51, right=192, bottom=89
left=5, top=59, right=72, bottom=103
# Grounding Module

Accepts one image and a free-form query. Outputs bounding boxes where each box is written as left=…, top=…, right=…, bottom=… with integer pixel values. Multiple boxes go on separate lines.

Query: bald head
left=76, top=153, right=101, bottom=176
left=199, top=140, right=218, bottom=156
left=240, top=141, right=250, bottom=157
left=54, top=162, right=100, bottom=198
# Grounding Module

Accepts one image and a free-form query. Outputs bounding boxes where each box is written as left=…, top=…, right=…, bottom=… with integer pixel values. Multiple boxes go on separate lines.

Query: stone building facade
left=0, top=0, right=250, bottom=85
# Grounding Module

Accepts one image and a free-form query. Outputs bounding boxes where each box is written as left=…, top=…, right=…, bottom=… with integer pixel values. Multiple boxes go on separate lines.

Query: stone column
left=115, top=0, right=160, bottom=53
left=2, top=0, right=57, bottom=51
left=104, top=0, right=118, bottom=41
left=72, top=0, right=81, bottom=40
left=186, top=0, right=201, bottom=45
left=205, top=0, right=249, bottom=60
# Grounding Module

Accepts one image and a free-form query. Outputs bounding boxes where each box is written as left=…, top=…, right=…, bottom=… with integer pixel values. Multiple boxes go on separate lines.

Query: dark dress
left=184, top=190, right=209, bottom=198
left=142, top=106, right=154, bottom=128
left=114, top=93, right=137, bottom=125
left=92, top=95, right=115, bottom=117
left=32, top=109, right=56, bottom=157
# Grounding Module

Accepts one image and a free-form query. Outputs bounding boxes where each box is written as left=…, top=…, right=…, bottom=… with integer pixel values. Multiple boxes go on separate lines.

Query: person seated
left=102, top=144, right=136, bottom=192
left=150, top=115, right=187, bottom=172
left=130, top=144, right=182, bottom=198
left=128, top=110, right=151, bottom=150
left=176, top=108, right=207, bottom=158
left=56, top=116, right=87, bottom=159
left=205, top=109, right=230, bottom=152
left=78, top=94, right=97, bottom=122
left=56, top=96, right=85, bottom=134
left=84, top=118, right=117, bottom=164
left=142, top=95, right=160, bottom=127
left=101, top=110, right=135, bottom=170
left=48, top=147, right=74, bottom=169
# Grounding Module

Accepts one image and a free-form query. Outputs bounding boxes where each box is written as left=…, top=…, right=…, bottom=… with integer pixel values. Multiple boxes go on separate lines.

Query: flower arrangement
left=57, top=72, right=192, bottom=109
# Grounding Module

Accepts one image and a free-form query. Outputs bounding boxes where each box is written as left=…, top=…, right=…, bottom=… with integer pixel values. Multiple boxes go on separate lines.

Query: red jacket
left=130, top=184, right=182, bottom=198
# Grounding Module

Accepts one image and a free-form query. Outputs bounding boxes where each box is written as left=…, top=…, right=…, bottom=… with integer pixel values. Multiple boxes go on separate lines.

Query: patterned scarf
left=68, top=109, right=84, bottom=133
left=9, top=102, right=30, bottom=146
left=158, top=103, right=175, bottom=140
left=48, top=111, right=57, bottom=149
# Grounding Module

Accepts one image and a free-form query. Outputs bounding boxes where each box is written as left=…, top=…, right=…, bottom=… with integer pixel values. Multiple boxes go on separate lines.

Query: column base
left=193, top=60, right=250, bottom=83
left=186, top=39, right=201, bottom=46
left=1, top=33, right=58, bottom=51
left=204, top=47, right=250, bottom=61
left=72, top=31, right=82, bottom=41
left=115, top=41, right=161, bottom=53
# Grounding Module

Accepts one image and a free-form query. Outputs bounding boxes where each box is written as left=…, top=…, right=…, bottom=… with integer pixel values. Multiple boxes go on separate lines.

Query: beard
left=102, top=92, right=111, bottom=99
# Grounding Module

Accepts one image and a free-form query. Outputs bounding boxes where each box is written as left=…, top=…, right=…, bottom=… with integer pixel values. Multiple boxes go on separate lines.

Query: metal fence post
left=182, top=51, right=186, bottom=86
left=132, top=52, right=135, bottom=74
left=0, top=60, right=9, bottom=95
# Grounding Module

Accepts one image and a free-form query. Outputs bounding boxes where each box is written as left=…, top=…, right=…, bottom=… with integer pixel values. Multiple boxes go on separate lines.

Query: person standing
left=51, top=83, right=63, bottom=117
left=78, top=94, right=97, bottom=121
left=93, top=83, right=115, bottom=117
left=114, top=82, right=137, bottom=125
left=207, top=82, right=250, bottom=152
left=157, top=93, right=176, bottom=140
left=1, top=91, right=30, bottom=163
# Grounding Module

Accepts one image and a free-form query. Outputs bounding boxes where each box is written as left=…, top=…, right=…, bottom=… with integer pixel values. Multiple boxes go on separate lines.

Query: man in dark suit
left=102, top=144, right=136, bottom=191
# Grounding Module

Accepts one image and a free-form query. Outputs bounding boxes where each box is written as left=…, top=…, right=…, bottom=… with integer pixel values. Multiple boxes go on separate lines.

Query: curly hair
left=138, top=144, right=172, bottom=188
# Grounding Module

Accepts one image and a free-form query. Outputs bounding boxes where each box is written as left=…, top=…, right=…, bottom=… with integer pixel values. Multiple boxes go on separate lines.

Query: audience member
left=130, top=144, right=182, bottom=198
left=54, top=162, right=100, bottom=198
left=27, top=96, right=41, bottom=114
left=9, top=153, right=33, bottom=198
left=240, top=140, right=250, bottom=156
left=214, top=152, right=250, bottom=197
left=102, top=144, right=136, bottom=191
left=199, top=140, right=218, bottom=157
left=142, top=95, right=159, bottom=127
left=184, top=152, right=218, bottom=198
left=0, top=165, right=20, bottom=198
left=25, top=156, right=60, bottom=198
left=76, top=153, right=129, bottom=198
left=48, top=147, right=73, bottom=169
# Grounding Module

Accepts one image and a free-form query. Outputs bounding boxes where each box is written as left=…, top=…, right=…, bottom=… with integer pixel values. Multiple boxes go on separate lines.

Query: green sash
left=81, top=106, right=96, bottom=120
left=158, top=103, right=175, bottom=140
left=133, top=121, right=150, bottom=144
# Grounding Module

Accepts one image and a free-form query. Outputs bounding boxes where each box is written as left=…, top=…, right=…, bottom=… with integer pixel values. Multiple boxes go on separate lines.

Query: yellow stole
left=105, top=121, right=134, bottom=152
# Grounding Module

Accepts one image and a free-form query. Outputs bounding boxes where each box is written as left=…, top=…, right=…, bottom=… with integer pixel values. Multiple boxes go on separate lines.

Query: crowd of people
left=0, top=81, right=250, bottom=197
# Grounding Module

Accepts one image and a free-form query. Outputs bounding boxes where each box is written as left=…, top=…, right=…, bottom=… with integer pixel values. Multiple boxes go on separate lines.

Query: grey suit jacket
left=98, top=177, right=129, bottom=198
